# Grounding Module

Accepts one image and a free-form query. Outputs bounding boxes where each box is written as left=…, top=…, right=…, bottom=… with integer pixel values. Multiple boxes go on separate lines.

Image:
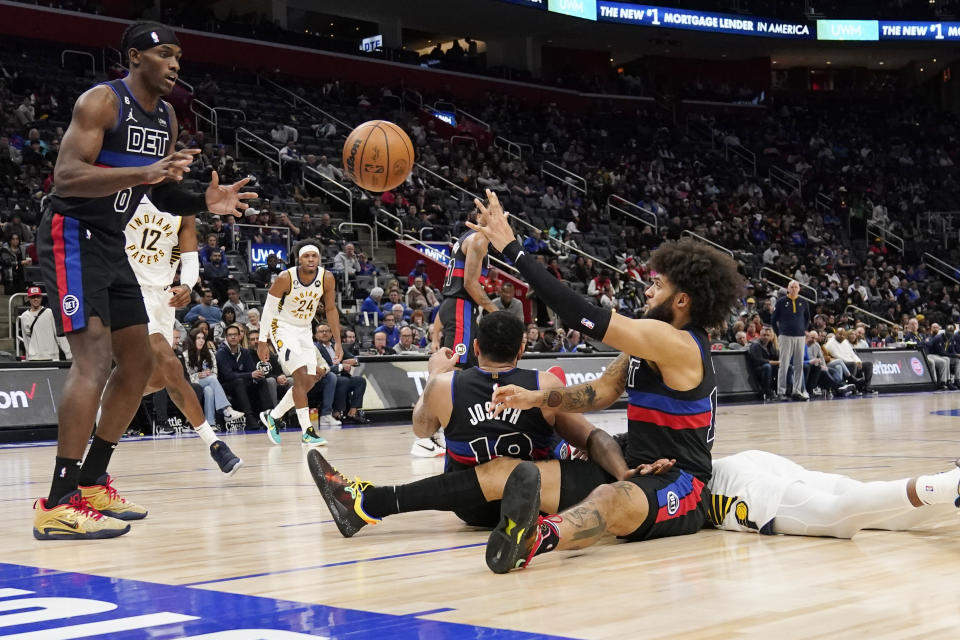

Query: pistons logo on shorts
left=62, top=294, right=80, bottom=317
left=665, top=491, right=680, bottom=516
left=454, top=343, right=467, bottom=356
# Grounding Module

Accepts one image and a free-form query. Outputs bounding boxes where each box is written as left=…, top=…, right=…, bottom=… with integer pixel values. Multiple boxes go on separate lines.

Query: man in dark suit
left=315, top=323, right=370, bottom=424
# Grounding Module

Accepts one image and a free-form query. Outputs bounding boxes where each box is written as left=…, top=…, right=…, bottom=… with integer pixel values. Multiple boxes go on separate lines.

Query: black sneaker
left=306, top=449, right=380, bottom=538
left=209, top=441, right=242, bottom=476
left=486, top=462, right=542, bottom=574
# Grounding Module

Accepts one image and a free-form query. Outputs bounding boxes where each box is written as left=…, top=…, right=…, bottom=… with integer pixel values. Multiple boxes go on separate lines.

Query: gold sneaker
left=33, top=490, right=131, bottom=540
left=80, top=474, right=147, bottom=521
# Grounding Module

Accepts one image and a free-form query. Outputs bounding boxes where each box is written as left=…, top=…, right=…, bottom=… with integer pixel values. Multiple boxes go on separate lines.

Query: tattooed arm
left=491, top=353, right=630, bottom=416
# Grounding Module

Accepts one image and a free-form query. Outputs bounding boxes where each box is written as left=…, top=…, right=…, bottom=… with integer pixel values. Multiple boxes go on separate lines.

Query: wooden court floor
left=1, top=392, right=960, bottom=639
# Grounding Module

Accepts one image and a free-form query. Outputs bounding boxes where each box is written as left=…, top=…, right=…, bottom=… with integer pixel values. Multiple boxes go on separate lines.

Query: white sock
left=296, top=407, right=311, bottom=434
left=270, top=388, right=296, bottom=421
left=914, top=467, right=960, bottom=505
left=193, top=421, right=218, bottom=447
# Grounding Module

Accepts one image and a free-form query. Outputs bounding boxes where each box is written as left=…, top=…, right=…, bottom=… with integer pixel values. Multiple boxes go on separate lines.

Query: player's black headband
left=127, top=24, right=180, bottom=54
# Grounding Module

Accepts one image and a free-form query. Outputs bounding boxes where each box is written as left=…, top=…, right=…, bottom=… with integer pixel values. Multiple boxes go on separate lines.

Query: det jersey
left=49, top=79, right=172, bottom=236
left=275, top=266, right=326, bottom=328
left=124, top=196, right=181, bottom=287
left=444, top=367, right=555, bottom=471
left=441, top=230, right=489, bottom=300
left=623, top=325, right=717, bottom=483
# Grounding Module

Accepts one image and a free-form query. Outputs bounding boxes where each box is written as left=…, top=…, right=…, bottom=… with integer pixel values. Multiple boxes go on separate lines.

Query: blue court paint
left=404, top=607, right=457, bottom=617
left=181, top=543, right=487, bottom=586
left=0, top=562, right=573, bottom=639
left=931, top=409, right=960, bottom=416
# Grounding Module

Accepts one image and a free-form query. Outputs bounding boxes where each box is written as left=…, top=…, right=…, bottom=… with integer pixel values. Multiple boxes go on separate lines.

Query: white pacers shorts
left=707, top=450, right=805, bottom=535
left=141, top=285, right=176, bottom=346
left=270, top=325, right=317, bottom=376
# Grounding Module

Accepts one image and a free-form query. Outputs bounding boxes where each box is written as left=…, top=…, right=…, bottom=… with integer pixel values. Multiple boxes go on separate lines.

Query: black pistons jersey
left=441, top=230, right=489, bottom=300
left=49, top=79, right=172, bottom=237
left=623, top=324, right=717, bottom=483
left=444, top=367, right=555, bottom=471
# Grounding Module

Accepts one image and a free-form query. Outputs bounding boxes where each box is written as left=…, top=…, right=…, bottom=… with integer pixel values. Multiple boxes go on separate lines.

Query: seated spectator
left=246, top=308, right=261, bottom=333
left=394, top=326, right=423, bottom=354
left=747, top=326, right=779, bottom=400
left=588, top=270, right=613, bottom=300
left=333, top=242, right=361, bottom=276
left=1, top=232, right=29, bottom=294
left=215, top=323, right=271, bottom=428
left=825, top=328, right=877, bottom=395
left=375, top=313, right=401, bottom=348
left=600, top=284, right=619, bottom=310
left=533, top=328, right=562, bottom=353
left=524, top=324, right=540, bottom=352
left=727, top=331, right=749, bottom=350
left=316, top=213, right=342, bottom=249
left=407, top=259, right=431, bottom=287
left=185, top=288, right=222, bottom=325
left=492, top=281, right=524, bottom=322
left=361, top=286, right=384, bottom=322
left=270, top=122, right=298, bottom=145
left=314, top=324, right=369, bottom=424
left=247, top=328, right=293, bottom=412
left=405, top=275, right=438, bottom=311
left=279, top=139, right=305, bottom=181
left=213, top=306, right=238, bottom=346
left=523, top=229, right=550, bottom=255
left=304, top=350, right=341, bottom=427
left=408, top=308, right=431, bottom=346
left=183, top=327, right=245, bottom=427
left=202, top=249, right=233, bottom=301
left=282, top=211, right=318, bottom=241
left=209, top=215, right=233, bottom=250
left=198, top=233, right=222, bottom=264
left=540, top=185, right=562, bottom=210
left=561, top=329, right=592, bottom=353
left=381, top=289, right=408, bottom=319
left=220, top=287, right=248, bottom=321
left=253, top=253, right=284, bottom=287
left=368, top=331, right=396, bottom=355
left=19, top=286, right=71, bottom=361
left=357, top=251, right=379, bottom=276
left=804, top=331, right=855, bottom=397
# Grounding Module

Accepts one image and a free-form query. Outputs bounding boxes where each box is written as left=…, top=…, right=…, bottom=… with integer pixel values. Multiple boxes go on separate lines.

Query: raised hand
left=205, top=171, right=258, bottom=218
left=145, top=149, right=201, bottom=184
left=467, top=188, right=515, bottom=252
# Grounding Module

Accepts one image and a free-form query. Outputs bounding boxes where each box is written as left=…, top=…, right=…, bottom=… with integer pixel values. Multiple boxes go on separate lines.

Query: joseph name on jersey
left=274, top=267, right=326, bottom=328
left=124, top=197, right=181, bottom=287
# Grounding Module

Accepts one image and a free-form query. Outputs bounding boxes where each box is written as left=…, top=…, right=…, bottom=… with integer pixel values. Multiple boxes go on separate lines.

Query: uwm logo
left=126, top=126, right=168, bottom=156
left=0, top=383, right=35, bottom=409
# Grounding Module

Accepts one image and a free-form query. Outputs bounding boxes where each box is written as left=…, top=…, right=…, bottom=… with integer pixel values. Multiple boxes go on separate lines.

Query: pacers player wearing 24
left=258, top=243, right=343, bottom=446
left=125, top=196, right=242, bottom=474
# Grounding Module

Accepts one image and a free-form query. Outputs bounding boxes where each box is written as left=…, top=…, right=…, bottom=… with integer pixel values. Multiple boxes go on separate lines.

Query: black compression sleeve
left=501, top=240, right=612, bottom=340
left=150, top=182, right=207, bottom=216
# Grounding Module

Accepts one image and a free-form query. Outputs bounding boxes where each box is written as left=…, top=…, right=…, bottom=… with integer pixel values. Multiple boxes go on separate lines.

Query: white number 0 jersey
left=124, top=196, right=181, bottom=287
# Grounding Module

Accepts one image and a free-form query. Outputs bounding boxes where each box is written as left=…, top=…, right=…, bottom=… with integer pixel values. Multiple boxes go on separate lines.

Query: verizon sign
left=856, top=350, right=934, bottom=389
left=0, top=368, right=68, bottom=428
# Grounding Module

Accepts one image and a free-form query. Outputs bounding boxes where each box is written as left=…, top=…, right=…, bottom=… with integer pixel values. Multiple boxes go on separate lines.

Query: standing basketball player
left=258, top=241, right=343, bottom=446
left=416, top=221, right=498, bottom=457
left=126, top=196, right=242, bottom=475
left=32, top=21, right=255, bottom=540
left=307, top=311, right=625, bottom=537
left=468, top=189, right=743, bottom=572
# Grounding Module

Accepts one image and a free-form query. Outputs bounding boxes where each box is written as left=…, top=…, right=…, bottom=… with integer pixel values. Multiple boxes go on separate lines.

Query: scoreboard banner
left=495, top=0, right=960, bottom=41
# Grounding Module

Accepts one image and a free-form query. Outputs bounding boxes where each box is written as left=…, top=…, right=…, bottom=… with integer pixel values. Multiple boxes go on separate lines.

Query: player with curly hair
left=467, top=189, right=745, bottom=572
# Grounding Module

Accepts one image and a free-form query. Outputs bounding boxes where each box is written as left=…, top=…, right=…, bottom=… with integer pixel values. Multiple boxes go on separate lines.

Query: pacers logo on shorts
left=62, top=294, right=80, bottom=317
left=454, top=343, right=467, bottom=357
left=666, top=491, right=680, bottom=516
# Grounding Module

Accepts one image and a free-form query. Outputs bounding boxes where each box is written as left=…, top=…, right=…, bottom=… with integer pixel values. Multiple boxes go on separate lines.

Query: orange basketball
left=341, top=120, right=415, bottom=192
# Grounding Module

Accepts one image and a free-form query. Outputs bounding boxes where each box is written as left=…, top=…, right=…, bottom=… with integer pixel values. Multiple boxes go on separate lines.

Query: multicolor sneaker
left=79, top=474, right=147, bottom=521
left=210, top=440, right=242, bottom=476
left=33, top=490, right=131, bottom=540
left=306, top=449, right=380, bottom=537
left=302, top=427, right=328, bottom=447
left=486, top=462, right=542, bottom=574
left=260, top=410, right=281, bottom=445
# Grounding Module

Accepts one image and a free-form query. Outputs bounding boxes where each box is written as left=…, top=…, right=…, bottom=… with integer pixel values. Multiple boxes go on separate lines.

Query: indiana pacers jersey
left=49, top=79, right=171, bottom=236
left=705, top=451, right=785, bottom=535
left=443, top=366, right=556, bottom=472
left=124, top=196, right=181, bottom=287
left=275, top=266, right=325, bottom=328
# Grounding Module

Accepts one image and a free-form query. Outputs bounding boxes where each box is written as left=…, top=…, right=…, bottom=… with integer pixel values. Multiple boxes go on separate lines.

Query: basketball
left=341, top=120, right=415, bottom=192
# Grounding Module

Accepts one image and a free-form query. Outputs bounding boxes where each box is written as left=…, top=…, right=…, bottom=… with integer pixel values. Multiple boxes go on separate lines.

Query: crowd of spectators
left=7, top=30, right=960, bottom=434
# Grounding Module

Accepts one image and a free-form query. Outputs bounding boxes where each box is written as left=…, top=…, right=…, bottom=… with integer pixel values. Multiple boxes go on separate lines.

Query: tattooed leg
left=554, top=481, right=649, bottom=550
